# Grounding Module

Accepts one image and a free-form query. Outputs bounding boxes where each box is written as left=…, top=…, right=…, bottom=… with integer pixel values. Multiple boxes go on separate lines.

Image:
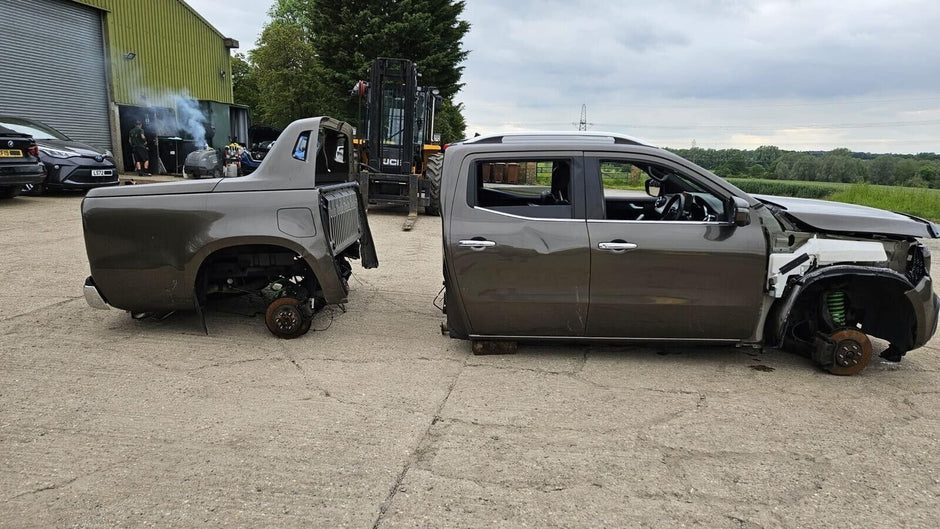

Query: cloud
left=458, top=0, right=940, bottom=152
left=182, top=0, right=940, bottom=153
left=184, top=0, right=276, bottom=51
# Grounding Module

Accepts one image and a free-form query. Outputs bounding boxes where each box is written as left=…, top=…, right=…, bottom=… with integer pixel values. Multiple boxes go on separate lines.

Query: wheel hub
left=264, top=297, right=311, bottom=339
left=273, top=305, right=301, bottom=333
left=834, top=339, right=863, bottom=368
left=826, top=329, right=873, bottom=376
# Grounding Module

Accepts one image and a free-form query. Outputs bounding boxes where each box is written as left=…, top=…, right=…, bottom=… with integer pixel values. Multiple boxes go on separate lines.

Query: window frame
left=292, top=130, right=312, bottom=161
left=465, top=152, right=585, bottom=220
left=584, top=153, right=732, bottom=224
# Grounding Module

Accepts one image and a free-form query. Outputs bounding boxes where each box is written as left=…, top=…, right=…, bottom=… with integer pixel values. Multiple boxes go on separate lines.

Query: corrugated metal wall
left=74, top=0, right=235, bottom=107
left=0, top=0, right=113, bottom=150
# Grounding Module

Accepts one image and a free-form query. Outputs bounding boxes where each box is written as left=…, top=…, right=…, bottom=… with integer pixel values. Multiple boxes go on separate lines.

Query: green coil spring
left=827, top=291, right=846, bottom=327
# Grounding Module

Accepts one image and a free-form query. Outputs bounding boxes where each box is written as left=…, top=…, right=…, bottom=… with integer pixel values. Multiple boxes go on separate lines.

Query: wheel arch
left=765, top=265, right=919, bottom=352
left=188, top=236, right=320, bottom=298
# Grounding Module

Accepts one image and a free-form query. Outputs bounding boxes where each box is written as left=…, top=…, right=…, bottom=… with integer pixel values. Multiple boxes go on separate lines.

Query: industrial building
left=0, top=0, right=248, bottom=173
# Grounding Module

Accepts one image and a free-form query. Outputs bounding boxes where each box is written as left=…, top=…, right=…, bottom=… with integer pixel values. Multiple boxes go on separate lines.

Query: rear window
left=292, top=131, right=311, bottom=161
left=469, top=158, right=573, bottom=219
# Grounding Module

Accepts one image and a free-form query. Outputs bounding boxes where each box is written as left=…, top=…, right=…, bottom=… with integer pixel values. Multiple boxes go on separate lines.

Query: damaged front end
left=759, top=201, right=938, bottom=375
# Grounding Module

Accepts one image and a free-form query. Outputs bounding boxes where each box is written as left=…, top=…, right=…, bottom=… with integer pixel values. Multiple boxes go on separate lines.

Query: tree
left=894, top=159, right=920, bottom=186
left=818, top=149, right=864, bottom=183
left=828, top=147, right=853, bottom=157
left=775, top=152, right=818, bottom=181
left=747, top=164, right=766, bottom=179
left=752, top=145, right=781, bottom=168
left=917, top=162, right=939, bottom=188
left=249, top=3, right=331, bottom=129
left=231, top=53, right=260, bottom=116
left=434, top=99, right=466, bottom=145
left=308, top=0, right=470, bottom=134
left=715, top=151, right=747, bottom=178
left=867, top=155, right=898, bottom=185
left=247, top=0, right=470, bottom=137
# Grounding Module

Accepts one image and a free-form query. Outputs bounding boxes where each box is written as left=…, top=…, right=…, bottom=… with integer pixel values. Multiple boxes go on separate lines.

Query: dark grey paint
left=754, top=195, right=939, bottom=239
left=440, top=134, right=939, bottom=351
left=82, top=117, right=377, bottom=312
left=585, top=221, right=766, bottom=339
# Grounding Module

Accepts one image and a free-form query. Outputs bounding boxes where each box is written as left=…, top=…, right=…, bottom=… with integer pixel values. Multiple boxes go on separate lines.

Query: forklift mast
left=364, top=58, right=418, bottom=175
left=357, top=57, right=445, bottom=229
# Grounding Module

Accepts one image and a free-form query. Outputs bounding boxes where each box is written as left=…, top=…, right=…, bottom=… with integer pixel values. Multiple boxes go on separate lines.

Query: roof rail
left=463, top=131, right=657, bottom=147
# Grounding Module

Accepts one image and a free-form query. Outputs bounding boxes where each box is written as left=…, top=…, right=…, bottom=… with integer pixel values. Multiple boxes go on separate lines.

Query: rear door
left=584, top=154, right=767, bottom=340
left=446, top=152, right=590, bottom=336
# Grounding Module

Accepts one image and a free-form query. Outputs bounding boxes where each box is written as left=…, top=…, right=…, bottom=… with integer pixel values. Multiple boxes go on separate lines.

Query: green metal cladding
left=73, top=0, right=234, bottom=107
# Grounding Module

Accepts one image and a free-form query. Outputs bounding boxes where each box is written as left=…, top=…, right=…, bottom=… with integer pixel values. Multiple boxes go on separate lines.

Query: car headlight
left=39, top=146, right=80, bottom=158
left=103, top=150, right=113, bottom=159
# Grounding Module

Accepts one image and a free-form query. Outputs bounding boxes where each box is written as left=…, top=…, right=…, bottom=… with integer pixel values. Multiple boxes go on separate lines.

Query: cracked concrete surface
left=1, top=194, right=939, bottom=528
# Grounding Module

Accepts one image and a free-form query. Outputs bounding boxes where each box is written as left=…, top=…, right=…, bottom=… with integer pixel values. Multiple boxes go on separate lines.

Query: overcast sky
left=187, top=0, right=940, bottom=154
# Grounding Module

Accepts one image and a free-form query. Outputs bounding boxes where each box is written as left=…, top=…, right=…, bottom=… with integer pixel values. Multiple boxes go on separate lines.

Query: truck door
left=583, top=155, right=766, bottom=340
left=446, top=154, right=590, bottom=336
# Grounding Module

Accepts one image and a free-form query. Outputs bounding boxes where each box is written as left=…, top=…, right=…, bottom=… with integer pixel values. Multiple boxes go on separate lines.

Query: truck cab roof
left=458, top=130, right=657, bottom=147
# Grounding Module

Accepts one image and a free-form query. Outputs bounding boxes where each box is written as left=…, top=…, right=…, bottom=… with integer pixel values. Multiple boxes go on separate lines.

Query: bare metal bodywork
left=82, top=117, right=377, bottom=315
left=439, top=132, right=938, bottom=371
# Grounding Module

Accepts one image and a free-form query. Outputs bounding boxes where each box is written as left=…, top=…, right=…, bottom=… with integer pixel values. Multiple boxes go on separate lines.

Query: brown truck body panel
left=439, top=133, right=938, bottom=363
left=82, top=117, right=377, bottom=312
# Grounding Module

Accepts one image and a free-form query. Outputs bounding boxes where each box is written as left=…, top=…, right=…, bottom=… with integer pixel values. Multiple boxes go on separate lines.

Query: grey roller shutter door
left=0, top=0, right=112, bottom=150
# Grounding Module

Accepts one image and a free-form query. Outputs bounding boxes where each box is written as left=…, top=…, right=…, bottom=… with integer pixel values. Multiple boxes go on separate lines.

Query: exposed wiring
left=311, top=304, right=345, bottom=332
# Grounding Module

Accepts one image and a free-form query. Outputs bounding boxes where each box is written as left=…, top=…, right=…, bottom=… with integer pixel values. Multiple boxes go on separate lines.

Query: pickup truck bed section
left=82, top=117, right=377, bottom=338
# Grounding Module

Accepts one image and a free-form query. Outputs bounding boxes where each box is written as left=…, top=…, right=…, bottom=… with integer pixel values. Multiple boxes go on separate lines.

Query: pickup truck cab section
left=439, top=132, right=939, bottom=375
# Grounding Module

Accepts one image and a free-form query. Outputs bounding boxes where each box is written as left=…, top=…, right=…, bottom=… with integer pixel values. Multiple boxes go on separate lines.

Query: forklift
left=353, top=57, right=444, bottom=230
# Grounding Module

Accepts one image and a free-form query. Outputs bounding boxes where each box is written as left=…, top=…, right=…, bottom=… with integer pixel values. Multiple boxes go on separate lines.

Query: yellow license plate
left=0, top=149, right=23, bottom=157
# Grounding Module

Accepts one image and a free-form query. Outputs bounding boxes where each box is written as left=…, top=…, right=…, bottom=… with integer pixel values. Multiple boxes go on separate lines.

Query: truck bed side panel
left=83, top=188, right=352, bottom=311
left=83, top=193, right=212, bottom=311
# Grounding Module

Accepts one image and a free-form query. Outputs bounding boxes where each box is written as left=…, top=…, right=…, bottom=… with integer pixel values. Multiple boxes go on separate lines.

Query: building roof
left=71, top=0, right=229, bottom=40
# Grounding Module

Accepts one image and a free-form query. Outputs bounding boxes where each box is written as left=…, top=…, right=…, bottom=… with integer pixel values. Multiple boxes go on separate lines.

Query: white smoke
left=115, top=57, right=210, bottom=146
left=172, top=92, right=207, bottom=147
left=132, top=87, right=210, bottom=147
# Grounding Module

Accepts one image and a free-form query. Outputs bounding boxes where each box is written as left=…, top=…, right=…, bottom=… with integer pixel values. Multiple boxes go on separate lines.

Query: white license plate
left=92, top=169, right=113, bottom=177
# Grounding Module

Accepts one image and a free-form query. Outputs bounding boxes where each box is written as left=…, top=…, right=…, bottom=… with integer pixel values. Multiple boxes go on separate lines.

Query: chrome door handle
left=598, top=242, right=638, bottom=252
left=459, top=239, right=497, bottom=249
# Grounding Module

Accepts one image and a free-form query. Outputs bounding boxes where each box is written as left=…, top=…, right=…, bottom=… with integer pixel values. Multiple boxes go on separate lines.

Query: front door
left=584, top=156, right=767, bottom=340
left=447, top=155, right=590, bottom=336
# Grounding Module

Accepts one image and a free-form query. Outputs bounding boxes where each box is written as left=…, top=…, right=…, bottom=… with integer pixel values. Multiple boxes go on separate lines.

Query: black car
left=0, top=125, right=45, bottom=199
left=0, top=116, right=118, bottom=194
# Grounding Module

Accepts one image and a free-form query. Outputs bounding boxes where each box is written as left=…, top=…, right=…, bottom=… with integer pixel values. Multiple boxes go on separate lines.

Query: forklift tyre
left=425, top=153, right=443, bottom=216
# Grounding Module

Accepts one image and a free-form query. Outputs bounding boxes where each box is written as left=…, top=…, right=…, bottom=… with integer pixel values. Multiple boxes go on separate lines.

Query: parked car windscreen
left=0, top=117, right=69, bottom=141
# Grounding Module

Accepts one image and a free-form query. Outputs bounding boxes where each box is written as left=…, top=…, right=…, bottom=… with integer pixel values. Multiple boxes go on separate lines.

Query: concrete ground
left=1, top=191, right=939, bottom=529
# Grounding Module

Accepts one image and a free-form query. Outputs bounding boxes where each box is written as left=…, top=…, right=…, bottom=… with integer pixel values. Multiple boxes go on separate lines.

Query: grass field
left=727, top=178, right=940, bottom=221
left=542, top=167, right=940, bottom=221
left=827, top=184, right=940, bottom=221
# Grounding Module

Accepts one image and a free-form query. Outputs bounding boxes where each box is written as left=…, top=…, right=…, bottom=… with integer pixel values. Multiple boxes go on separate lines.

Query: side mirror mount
left=645, top=178, right=661, bottom=198
left=728, top=196, right=751, bottom=227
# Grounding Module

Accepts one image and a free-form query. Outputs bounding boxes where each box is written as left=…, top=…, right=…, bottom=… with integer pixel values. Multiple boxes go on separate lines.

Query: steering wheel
left=660, top=193, right=688, bottom=220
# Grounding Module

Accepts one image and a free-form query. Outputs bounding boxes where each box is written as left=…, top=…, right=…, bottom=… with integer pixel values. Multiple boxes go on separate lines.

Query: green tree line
left=669, top=145, right=940, bottom=189
left=232, top=0, right=470, bottom=144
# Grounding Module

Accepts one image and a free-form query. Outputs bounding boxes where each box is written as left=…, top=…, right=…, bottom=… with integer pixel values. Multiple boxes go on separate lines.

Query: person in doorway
left=129, top=120, right=150, bottom=176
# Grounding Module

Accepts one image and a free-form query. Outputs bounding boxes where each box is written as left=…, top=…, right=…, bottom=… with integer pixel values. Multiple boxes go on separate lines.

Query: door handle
left=598, top=241, right=638, bottom=253
left=459, top=239, right=497, bottom=250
